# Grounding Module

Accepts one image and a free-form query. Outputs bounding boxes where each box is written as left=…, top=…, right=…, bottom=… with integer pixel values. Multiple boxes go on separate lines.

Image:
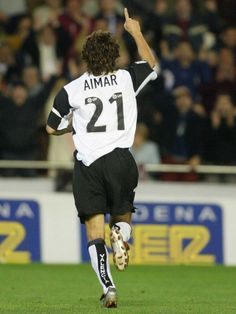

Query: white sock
left=114, top=222, right=132, bottom=242
left=88, top=238, right=115, bottom=294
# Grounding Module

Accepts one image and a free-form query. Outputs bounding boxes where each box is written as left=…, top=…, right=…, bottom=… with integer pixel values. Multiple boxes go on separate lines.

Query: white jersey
left=47, top=61, right=158, bottom=166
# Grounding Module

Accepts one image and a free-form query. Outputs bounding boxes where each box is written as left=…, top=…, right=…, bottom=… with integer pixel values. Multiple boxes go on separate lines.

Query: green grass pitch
left=0, top=264, right=236, bottom=314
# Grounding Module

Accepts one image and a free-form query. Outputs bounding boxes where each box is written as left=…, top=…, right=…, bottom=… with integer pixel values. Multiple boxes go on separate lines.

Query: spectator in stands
left=204, top=94, right=236, bottom=165
left=217, top=0, right=236, bottom=25
left=131, top=123, right=161, bottom=180
left=200, top=48, right=236, bottom=112
left=33, top=0, right=63, bottom=31
left=220, top=26, right=236, bottom=59
left=82, top=0, right=100, bottom=18
left=162, top=40, right=211, bottom=98
left=144, top=0, right=169, bottom=54
left=6, top=15, right=33, bottom=52
left=0, top=42, right=19, bottom=84
left=19, top=24, right=64, bottom=80
left=135, top=73, right=172, bottom=155
left=0, top=82, right=38, bottom=176
left=37, top=25, right=62, bottom=80
left=131, top=123, right=161, bottom=165
left=28, top=2, right=70, bottom=69
left=0, top=10, right=9, bottom=31
left=95, top=0, right=123, bottom=35
left=59, top=0, right=93, bottom=57
left=0, top=0, right=27, bottom=34
left=162, top=86, right=205, bottom=181
left=0, top=77, right=56, bottom=176
left=0, top=73, right=4, bottom=93
left=202, top=0, right=221, bottom=35
left=1, top=0, right=236, bottom=180
left=22, top=65, right=43, bottom=97
left=163, top=0, right=208, bottom=52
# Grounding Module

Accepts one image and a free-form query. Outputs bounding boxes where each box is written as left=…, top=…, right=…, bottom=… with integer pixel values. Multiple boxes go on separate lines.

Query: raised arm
left=124, top=8, right=157, bottom=68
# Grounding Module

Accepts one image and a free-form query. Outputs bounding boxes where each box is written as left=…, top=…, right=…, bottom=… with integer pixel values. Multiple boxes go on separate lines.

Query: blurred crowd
left=0, top=0, right=236, bottom=182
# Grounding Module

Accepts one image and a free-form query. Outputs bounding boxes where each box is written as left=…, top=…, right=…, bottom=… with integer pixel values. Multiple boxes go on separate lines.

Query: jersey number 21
left=85, top=92, right=124, bottom=132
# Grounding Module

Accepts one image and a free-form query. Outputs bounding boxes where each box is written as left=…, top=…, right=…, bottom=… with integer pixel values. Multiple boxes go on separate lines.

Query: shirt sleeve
left=127, top=61, right=159, bottom=96
left=47, top=88, right=72, bottom=130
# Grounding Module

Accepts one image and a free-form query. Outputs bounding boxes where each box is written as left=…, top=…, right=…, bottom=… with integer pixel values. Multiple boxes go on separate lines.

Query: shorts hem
left=78, top=206, right=136, bottom=224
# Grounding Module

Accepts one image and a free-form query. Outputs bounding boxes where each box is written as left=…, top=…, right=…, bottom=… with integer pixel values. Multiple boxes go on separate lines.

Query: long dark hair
left=82, top=30, right=120, bottom=76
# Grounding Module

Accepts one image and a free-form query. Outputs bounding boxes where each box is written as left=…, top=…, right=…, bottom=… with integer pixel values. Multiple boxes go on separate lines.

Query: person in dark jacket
left=161, top=40, right=211, bottom=99
left=163, top=0, right=208, bottom=52
left=203, top=93, right=236, bottom=165
left=162, top=86, right=205, bottom=181
left=0, top=78, right=55, bottom=176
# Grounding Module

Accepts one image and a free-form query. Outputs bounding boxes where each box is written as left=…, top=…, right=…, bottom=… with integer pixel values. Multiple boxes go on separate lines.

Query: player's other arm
left=46, top=88, right=73, bottom=136
left=124, top=8, right=157, bottom=69
left=46, top=123, right=72, bottom=136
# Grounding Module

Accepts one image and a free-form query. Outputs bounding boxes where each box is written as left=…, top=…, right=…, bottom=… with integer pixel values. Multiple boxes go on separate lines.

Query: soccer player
left=46, top=8, right=159, bottom=308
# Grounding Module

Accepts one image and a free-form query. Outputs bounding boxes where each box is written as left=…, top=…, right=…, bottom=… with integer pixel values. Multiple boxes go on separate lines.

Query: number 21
left=85, top=92, right=125, bottom=133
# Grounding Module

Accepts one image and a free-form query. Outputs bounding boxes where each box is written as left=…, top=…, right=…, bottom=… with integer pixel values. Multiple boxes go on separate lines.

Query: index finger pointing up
left=124, top=8, right=130, bottom=20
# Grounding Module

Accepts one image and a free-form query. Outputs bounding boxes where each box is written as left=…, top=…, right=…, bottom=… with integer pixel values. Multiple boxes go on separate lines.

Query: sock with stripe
left=88, top=238, right=115, bottom=294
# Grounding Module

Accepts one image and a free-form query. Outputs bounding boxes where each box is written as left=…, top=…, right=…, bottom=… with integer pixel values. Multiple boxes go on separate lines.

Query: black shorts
left=73, top=148, right=139, bottom=224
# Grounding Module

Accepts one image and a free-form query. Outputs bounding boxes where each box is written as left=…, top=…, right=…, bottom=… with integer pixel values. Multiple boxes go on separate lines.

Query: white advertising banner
left=0, top=179, right=235, bottom=265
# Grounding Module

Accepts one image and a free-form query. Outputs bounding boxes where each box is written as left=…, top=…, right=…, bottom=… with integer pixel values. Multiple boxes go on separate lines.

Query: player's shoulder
left=64, top=73, right=88, bottom=94
left=127, top=61, right=154, bottom=71
left=128, top=60, right=149, bottom=68
left=123, top=61, right=155, bottom=76
left=116, top=68, right=132, bottom=78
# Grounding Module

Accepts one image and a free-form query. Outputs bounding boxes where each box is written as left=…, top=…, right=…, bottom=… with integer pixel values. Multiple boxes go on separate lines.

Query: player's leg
left=86, top=213, right=105, bottom=241
left=73, top=159, right=117, bottom=307
left=109, top=212, right=132, bottom=270
left=85, top=214, right=117, bottom=308
left=103, top=149, right=139, bottom=271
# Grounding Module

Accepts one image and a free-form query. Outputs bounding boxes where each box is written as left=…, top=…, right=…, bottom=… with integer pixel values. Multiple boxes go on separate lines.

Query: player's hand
left=124, top=8, right=141, bottom=37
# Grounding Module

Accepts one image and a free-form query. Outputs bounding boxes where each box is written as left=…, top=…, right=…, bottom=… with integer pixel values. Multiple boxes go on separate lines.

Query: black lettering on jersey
left=104, top=77, right=110, bottom=87
left=84, top=80, right=90, bottom=91
left=94, top=77, right=103, bottom=88
left=110, top=75, right=117, bottom=86
left=90, top=78, right=94, bottom=89
left=84, top=75, right=118, bottom=91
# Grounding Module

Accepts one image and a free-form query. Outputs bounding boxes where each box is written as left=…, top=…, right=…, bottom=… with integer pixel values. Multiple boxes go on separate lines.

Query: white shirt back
left=47, top=62, right=158, bottom=166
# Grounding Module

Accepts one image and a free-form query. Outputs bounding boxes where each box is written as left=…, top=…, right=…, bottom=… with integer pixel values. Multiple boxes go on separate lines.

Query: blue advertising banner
left=80, top=203, right=223, bottom=265
left=0, top=199, right=41, bottom=263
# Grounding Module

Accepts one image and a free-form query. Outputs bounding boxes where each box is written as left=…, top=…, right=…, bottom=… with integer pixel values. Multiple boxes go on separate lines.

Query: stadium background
left=1, top=0, right=236, bottom=177
left=0, top=1, right=236, bottom=313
